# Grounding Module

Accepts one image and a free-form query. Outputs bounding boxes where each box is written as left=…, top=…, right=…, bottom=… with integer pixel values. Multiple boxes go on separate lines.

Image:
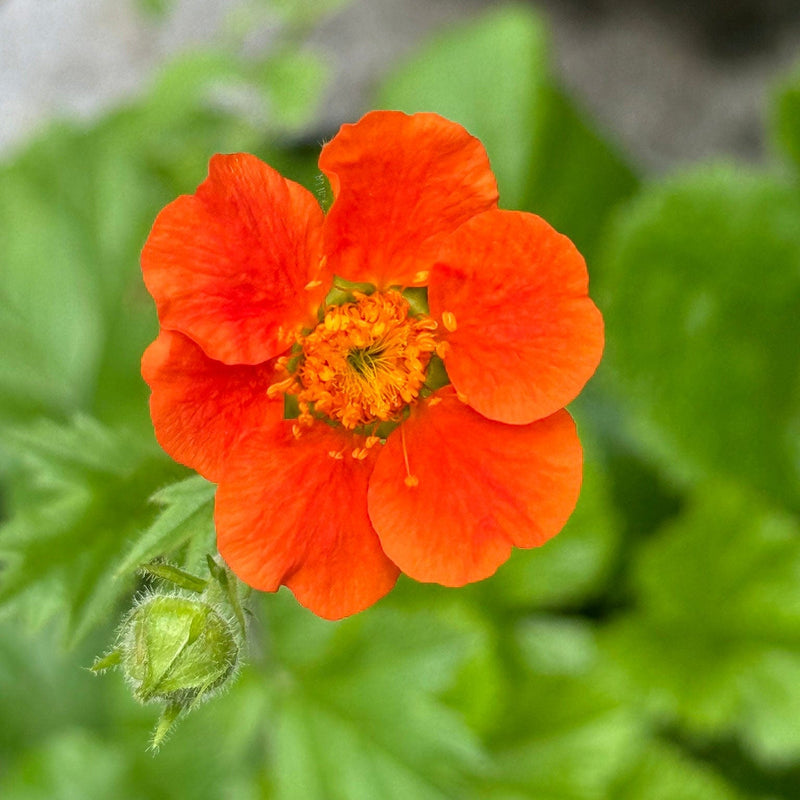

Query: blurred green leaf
left=114, top=475, right=216, bottom=578
left=610, top=740, right=744, bottom=800
left=599, top=165, right=800, bottom=508
left=377, top=5, right=638, bottom=261
left=263, top=596, right=485, bottom=799
left=0, top=416, right=185, bottom=643
left=0, top=163, right=104, bottom=419
left=524, top=85, right=639, bottom=263
left=0, top=730, right=132, bottom=800
left=601, top=482, right=800, bottom=766
left=774, top=64, right=800, bottom=173
left=136, top=0, right=174, bottom=18
left=270, top=0, right=353, bottom=27
left=477, top=663, right=642, bottom=799
left=259, top=50, right=328, bottom=133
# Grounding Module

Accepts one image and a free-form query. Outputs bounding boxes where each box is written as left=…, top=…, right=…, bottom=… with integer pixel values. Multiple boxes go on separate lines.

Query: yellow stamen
left=400, top=423, right=418, bottom=488
left=285, top=290, right=438, bottom=430
left=441, top=311, right=457, bottom=332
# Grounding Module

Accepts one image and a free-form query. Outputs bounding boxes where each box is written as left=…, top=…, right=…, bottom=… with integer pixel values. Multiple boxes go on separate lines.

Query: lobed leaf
left=601, top=482, right=800, bottom=766
left=0, top=417, right=193, bottom=644
left=599, top=165, right=800, bottom=509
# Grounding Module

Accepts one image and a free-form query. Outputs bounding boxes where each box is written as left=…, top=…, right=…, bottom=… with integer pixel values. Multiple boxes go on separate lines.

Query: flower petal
left=216, top=424, right=399, bottom=620
left=368, top=390, right=582, bottom=586
left=319, top=110, right=498, bottom=288
left=141, top=153, right=327, bottom=365
left=142, top=329, right=283, bottom=482
left=428, top=210, right=604, bottom=424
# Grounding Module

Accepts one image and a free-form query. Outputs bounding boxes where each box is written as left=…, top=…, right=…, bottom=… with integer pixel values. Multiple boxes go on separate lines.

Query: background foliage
left=2, top=3, right=800, bottom=798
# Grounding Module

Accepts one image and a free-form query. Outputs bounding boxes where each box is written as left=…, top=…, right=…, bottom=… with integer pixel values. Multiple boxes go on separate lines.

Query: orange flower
left=141, top=111, right=604, bottom=620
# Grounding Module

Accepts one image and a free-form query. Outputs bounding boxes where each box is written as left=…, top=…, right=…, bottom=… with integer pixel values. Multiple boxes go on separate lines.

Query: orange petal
left=142, top=153, right=327, bottom=365
left=142, top=329, right=283, bottom=482
left=429, top=210, right=604, bottom=424
left=367, top=390, right=582, bottom=586
left=216, top=423, right=399, bottom=620
left=319, top=110, right=498, bottom=288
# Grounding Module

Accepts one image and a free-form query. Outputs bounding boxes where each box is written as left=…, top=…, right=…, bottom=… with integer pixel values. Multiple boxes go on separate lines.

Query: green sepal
left=89, top=648, right=122, bottom=673
left=323, top=276, right=375, bottom=308
left=150, top=701, right=183, bottom=751
left=401, top=286, right=429, bottom=316
left=141, top=561, right=208, bottom=594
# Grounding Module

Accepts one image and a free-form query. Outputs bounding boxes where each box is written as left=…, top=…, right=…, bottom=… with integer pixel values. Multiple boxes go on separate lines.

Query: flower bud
left=120, top=594, right=240, bottom=705
left=92, top=557, right=248, bottom=749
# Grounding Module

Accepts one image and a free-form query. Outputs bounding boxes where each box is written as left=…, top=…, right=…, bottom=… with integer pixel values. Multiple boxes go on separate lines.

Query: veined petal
left=142, top=330, right=283, bottom=482
left=142, top=153, right=327, bottom=365
left=216, top=423, right=399, bottom=620
left=368, top=390, right=582, bottom=586
left=319, top=110, right=498, bottom=288
left=428, top=210, right=604, bottom=424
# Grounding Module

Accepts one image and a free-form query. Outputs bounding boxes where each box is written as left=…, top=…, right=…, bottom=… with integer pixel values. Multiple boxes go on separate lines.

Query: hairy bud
left=92, top=556, right=247, bottom=749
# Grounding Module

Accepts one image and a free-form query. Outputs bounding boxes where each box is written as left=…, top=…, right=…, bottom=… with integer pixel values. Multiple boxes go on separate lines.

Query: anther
left=328, top=450, right=344, bottom=460
left=413, top=270, right=429, bottom=283
left=427, top=396, right=442, bottom=407
left=404, top=474, right=419, bottom=488
left=435, top=341, right=450, bottom=359
left=441, top=311, right=457, bottom=332
left=267, top=376, right=295, bottom=398
left=305, top=279, right=323, bottom=291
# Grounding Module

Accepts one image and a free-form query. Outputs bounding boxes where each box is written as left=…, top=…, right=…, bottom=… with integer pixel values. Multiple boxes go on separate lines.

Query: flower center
left=283, top=290, right=437, bottom=430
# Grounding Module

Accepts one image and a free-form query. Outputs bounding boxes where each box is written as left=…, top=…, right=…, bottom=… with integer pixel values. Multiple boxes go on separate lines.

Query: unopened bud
left=92, top=557, right=247, bottom=749
left=121, top=594, right=239, bottom=704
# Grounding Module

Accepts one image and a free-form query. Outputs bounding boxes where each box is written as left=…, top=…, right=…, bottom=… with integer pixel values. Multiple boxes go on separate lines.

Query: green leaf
left=0, top=417, right=187, bottom=643
left=523, top=85, right=639, bottom=263
left=773, top=64, right=800, bottom=173
left=270, top=0, right=355, bottom=28
left=0, top=730, right=132, bottom=800
left=263, top=596, right=485, bottom=799
left=611, top=740, right=745, bottom=800
left=114, top=476, right=216, bottom=578
left=477, top=662, right=643, bottom=799
left=377, top=5, right=638, bottom=261
left=259, top=51, right=329, bottom=133
left=601, top=481, right=800, bottom=766
left=599, top=165, right=800, bottom=508
left=0, top=164, right=104, bottom=419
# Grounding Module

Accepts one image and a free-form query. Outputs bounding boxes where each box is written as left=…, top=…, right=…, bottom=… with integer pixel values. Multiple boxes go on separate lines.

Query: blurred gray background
left=2, top=0, right=799, bottom=171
